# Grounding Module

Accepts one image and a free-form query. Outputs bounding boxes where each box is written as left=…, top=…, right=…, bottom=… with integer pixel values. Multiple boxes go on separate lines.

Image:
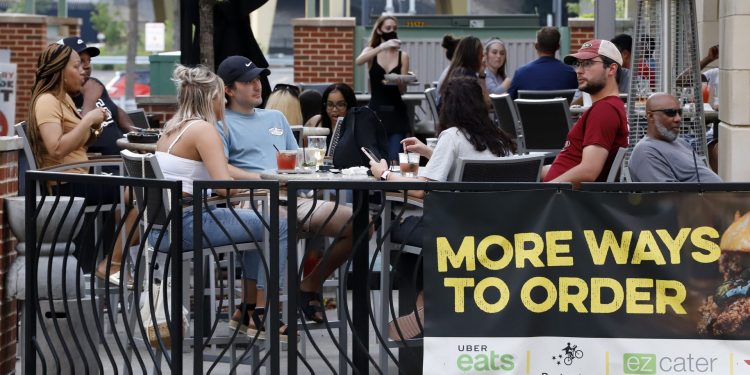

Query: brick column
left=0, top=137, right=21, bottom=374
left=0, top=14, right=47, bottom=127
left=292, top=17, right=355, bottom=86
left=569, top=19, right=595, bottom=51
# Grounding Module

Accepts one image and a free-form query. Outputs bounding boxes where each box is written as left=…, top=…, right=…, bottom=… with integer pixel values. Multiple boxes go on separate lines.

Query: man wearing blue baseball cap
left=58, top=36, right=136, bottom=157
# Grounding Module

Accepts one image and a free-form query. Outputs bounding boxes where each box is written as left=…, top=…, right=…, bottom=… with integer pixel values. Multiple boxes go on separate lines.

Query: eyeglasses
left=571, top=59, right=606, bottom=69
left=649, top=108, right=683, bottom=117
left=326, top=101, right=347, bottom=110
left=272, top=83, right=300, bottom=97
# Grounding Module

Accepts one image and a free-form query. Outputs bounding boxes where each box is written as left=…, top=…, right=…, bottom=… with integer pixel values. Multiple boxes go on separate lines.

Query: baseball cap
left=57, top=37, right=100, bottom=57
left=564, top=39, right=623, bottom=66
left=217, top=55, right=270, bottom=85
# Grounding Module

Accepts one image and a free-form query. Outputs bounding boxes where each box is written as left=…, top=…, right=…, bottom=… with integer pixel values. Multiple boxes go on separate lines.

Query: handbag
left=139, top=277, right=189, bottom=348
left=329, top=106, right=389, bottom=169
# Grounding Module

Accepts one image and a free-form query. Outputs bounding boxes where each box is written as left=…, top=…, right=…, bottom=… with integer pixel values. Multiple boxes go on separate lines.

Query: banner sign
left=423, top=190, right=750, bottom=374
left=0, top=63, right=16, bottom=136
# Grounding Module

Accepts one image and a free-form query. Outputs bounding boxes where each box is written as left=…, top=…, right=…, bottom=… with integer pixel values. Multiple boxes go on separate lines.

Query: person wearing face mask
left=484, top=38, right=512, bottom=94
left=628, top=93, right=721, bottom=183
left=58, top=37, right=137, bottom=157
left=355, top=15, right=411, bottom=161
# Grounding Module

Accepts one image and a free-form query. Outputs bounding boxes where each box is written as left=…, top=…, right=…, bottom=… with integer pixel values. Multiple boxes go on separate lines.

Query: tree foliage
left=90, top=2, right=126, bottom=52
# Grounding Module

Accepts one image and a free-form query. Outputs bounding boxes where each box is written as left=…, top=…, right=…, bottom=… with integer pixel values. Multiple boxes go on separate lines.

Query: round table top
left=116, top=137, right=157, bottom=153
left=259, top=169, right=373, bottom=182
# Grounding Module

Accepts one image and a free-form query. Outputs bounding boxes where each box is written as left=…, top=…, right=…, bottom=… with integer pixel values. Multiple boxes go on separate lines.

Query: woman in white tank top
left=151, top=65, right=290, bottom=339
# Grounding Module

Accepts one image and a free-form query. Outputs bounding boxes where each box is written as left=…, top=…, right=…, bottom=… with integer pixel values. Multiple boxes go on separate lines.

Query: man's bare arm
left=549, top=145, right=610, bottom=188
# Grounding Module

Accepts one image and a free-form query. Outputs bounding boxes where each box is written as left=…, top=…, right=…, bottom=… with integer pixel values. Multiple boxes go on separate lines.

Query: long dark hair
left=439, top=77, right=515, bottom=156
left=441, top=36, right=483, bottom=97
left=317, top=82, right=357, bottom=131
left=299, top=89, right=322, bottom=124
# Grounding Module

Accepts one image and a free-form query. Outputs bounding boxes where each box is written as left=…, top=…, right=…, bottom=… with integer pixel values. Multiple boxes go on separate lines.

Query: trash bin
left=149, top=51, right=181, bottom=96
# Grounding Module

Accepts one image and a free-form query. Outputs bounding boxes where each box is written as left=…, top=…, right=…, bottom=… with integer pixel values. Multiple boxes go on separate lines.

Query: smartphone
left=361, top=147, right=379, bottom=163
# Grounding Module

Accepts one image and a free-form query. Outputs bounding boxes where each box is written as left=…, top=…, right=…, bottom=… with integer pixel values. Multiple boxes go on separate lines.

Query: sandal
left=388, top=306, right=425, bottom=341
left=247, top=307, right=296, bottom=342
left=299, top=291, right=325, bottom=323
left=228, top=303, right=255, bottom=333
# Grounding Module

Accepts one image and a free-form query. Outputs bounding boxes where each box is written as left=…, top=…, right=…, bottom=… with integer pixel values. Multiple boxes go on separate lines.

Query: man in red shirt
left=543, top=39, right=629, bottom=186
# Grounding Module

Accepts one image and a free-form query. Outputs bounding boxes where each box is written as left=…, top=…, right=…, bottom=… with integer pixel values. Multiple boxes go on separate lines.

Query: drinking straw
left=273, top=144, right=280, bottom=153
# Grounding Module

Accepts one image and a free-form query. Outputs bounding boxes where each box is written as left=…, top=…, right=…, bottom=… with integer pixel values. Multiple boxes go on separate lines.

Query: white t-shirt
left=418, top=127, right=506, bottom=181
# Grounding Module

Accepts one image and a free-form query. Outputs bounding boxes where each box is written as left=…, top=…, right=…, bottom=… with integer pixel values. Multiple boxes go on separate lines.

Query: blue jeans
left=148, top=206, right=287, bottom=290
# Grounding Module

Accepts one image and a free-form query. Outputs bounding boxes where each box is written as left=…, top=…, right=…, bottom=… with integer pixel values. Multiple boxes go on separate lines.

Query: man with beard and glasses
left=628, top=93, right=722, bottom=182
left=542, top=39, right=629, bottom=186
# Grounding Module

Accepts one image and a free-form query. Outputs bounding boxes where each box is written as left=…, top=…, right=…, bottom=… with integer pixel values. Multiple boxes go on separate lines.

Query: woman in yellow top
left=27, top=42, right=131, bottom=285
left=28, top=42, right=107, bottom=173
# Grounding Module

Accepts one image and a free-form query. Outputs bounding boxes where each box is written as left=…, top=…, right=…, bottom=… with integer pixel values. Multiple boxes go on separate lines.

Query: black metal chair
left=514, top=98, right=572, bottom=154
left=607, top=147, right=628, bottom=182
left=518, top=88, right=578, bottom=105
left=489, top=93, right=526, bottom=153
left=453, top=154, right=545, bottom=182
left=424, top=87, right=439, bottom=129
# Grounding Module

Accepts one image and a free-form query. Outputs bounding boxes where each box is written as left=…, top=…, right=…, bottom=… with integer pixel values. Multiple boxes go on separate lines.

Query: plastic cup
left=276, top=150, right=297, bottom=171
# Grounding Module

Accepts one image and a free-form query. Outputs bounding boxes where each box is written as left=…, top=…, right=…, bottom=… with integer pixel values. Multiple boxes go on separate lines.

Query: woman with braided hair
left=27, top=42, right=134, bottom=285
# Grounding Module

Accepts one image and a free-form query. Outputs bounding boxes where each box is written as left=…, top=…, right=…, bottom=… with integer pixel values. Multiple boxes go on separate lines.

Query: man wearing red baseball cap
left=542, top=39, right=629, bottom=186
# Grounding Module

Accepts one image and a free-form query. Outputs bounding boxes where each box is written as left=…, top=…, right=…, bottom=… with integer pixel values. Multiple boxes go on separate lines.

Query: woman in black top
left=355, top=15, right=411, bottom=161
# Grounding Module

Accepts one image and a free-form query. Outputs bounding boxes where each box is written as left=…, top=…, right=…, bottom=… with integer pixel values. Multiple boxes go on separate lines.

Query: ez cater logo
left=623, top=353, right=656, bottom=374
left=623, top=352, right=718, bottom=374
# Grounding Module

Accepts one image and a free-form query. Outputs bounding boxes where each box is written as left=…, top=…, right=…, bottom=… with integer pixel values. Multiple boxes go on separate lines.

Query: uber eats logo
left=456, top=345, right=514, bottom=372
left=623, top=353, right=718, bottom=374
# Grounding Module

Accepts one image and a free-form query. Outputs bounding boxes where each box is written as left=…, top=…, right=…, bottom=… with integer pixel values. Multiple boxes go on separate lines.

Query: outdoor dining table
left=260, top=168, right=374, bottom=372
left=116, top=137, right=157, bottom=153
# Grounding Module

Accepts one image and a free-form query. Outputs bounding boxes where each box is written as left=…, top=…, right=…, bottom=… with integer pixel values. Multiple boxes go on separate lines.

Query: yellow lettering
left=546, top=231, right=574, bottom=267
left=474, top=277, right=510, bottom=313
left=655, top=280, right=687, bottom=314
left=476, top=235, right=513, bottom=270
left=585, top=230, right=632, bottom=265
left=590, top=277, right=624, bottom=313
left=690, top=226, right=721, bottom=264
left=632, top=231, right=666, bottom=265
left=626, top=278, right=654, bottom=314
left=444, top=278, right=475, bottom=313
left=521, top=277, right=556, bottom=313
left=559, top=277, right=588, bottom=313
left=514, top=233, right=545, bottom=268
left=656, top=228, right=690, bottom=264
left=437, top=237, right=476, bottom=272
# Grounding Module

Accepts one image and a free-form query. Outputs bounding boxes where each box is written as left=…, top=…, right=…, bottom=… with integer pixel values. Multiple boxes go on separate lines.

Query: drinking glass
left=399, top=152, right=420, bottom=177
left=276, top=150, right=297, bottom=171
left=307, top=136, right=327, bottom=167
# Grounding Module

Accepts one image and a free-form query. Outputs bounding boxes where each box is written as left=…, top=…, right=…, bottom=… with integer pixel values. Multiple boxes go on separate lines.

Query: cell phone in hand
left=361, top=147, right=379, bottom=163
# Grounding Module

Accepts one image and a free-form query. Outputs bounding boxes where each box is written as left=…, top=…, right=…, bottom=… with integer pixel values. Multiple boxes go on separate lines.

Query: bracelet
left=90, top=127, right=101, bottom=138
left=380, top=170, right=391, bottom=181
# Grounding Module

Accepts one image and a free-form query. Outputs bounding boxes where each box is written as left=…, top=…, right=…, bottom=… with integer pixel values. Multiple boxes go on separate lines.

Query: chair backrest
left=489, top=93, right=526, bottom=153
left=126, top=109, right=150, bottom=129
left=14, top=121, right=37, bottom=170
left=120, top=150, right=168, bottom=227
left=606, top=147, right=628, bottom=182
left=517, top=89, right=577, bottom=105
left=290, top=125, right=304, bottom=146
left=454, top=155, right=545, bottom=182
left=514, top=98, right=572, bottom=153
left=424, top=88, right=439, bottom=129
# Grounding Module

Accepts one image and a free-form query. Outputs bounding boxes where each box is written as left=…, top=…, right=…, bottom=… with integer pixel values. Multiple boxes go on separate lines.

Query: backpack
left=330, top=106, right=389, bottom=169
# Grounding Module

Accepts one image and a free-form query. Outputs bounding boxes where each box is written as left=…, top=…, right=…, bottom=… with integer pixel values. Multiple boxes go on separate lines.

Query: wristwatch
left=380, top=170, right=391, bottom=181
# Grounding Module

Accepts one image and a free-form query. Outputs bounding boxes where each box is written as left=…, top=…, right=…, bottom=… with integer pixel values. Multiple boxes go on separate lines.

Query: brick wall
left=570, top=22, right=595, bottom=51
left=136, top=97, right=177, bottom=126
left=292, top=17, right=356, bottom=86
left=0, top=140, right=20, bottom=375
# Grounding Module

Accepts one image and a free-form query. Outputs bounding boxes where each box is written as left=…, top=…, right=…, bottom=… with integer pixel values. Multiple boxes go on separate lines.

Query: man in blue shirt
left=507, top=27, right=578, bottom=99
left=216, top=55, right=356, bottom=330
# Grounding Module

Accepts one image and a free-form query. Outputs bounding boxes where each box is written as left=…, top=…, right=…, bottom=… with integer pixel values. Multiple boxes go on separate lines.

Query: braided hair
left=27, top=43, right=73, bottom=167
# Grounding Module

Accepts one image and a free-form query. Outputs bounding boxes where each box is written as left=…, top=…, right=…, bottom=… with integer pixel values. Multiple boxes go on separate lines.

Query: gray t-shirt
left=419, top=127, right=506, bottom=181
left=629, top=136, right=721, bottom=182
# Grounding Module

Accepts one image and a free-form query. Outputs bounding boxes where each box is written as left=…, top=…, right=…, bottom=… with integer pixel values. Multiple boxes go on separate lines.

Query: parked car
left=105, top=70, right=151, bottom=98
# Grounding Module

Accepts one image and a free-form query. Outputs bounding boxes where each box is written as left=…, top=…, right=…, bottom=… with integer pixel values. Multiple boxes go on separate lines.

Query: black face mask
left=380, top=31, right=398, bottom=41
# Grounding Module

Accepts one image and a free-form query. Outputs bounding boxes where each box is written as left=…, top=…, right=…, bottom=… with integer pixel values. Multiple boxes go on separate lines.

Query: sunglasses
left=272, top=83, right=300, bottom=98
left=650, top=108, right=682, bottom=117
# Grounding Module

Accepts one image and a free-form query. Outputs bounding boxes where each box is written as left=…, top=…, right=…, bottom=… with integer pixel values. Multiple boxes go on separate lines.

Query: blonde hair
left=163, top=65, right=224, bottom=135
left=27, top=43, right=74, bottom=167
left=266, top=90, right=303, bottom=125
left=368, top=15, right=398, bottom=48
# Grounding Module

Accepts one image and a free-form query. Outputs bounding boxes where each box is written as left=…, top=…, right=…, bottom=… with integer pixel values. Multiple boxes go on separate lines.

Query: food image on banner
left=421, top=190, right=750, bottom=374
